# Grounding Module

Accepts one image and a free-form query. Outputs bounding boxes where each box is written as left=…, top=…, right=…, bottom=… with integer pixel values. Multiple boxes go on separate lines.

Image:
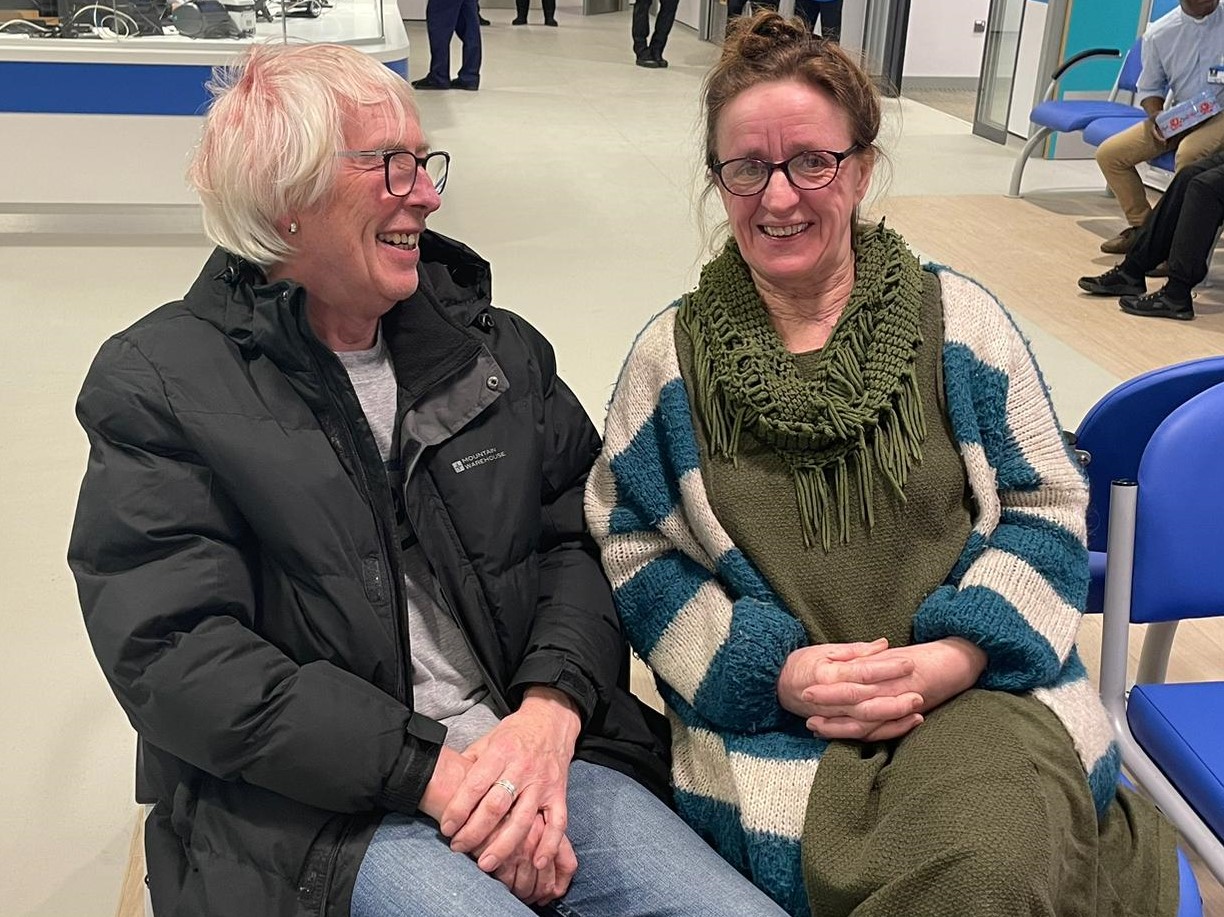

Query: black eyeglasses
left=710, top=146, right=861, bottom=196
left=336, top=149, right=451, bottom=197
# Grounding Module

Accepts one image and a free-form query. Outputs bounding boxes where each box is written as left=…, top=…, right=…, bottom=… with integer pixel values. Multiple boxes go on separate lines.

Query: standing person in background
left=797, top=0, right=841, bottom=41
left=513, top=0, right=557, bottom=25
left=729, top=1, right=840, bottom=43
left=412, top=0, right=482, bottom=90
left=633, top=0, right=679, bottom=67
left=727, top=0, right=778, bottom=34
left=1095, top=0, right=1224, bottom=254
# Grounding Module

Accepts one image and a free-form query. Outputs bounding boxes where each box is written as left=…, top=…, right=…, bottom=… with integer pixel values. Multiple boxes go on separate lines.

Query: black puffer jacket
left=68, top=232, right=670, bottom=917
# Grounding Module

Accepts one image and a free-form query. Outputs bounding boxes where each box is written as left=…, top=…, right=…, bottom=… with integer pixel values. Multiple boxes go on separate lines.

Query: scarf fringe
left=680, top=224, right=927, bottom=551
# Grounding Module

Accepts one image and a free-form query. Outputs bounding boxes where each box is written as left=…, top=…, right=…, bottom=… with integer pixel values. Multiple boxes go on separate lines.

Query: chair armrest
left=1042, top=48, right=1122, bottom=102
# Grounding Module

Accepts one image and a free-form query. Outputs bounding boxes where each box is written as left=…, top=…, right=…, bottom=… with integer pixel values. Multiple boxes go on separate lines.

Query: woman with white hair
left=68, top=43, right=791, bottom=917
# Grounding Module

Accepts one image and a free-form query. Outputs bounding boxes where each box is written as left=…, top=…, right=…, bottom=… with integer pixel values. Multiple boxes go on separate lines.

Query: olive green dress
left=675, top=271, right=1178, bottom=917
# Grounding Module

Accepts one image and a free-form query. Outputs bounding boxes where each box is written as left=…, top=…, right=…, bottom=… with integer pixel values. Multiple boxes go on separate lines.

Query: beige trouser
left=1095, top=111, right=1224, bottom=226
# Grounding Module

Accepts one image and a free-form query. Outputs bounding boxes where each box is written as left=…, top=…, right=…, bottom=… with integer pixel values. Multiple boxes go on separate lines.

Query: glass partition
left=971, top=0, right=1025, bottom=143
left=0, top=0, right=384, bottom=47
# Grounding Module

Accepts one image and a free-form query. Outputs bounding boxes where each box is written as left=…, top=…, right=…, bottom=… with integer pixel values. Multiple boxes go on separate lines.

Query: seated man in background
left=1095, top=0, right=1224, bottom=254
left=1079, top=149, right=1224, bottom=320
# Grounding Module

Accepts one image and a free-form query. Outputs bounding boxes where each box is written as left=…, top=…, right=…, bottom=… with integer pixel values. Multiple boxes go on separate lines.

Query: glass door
left=972, top=0, right=1026, bottom=143
left=832, top=0, right=910, bottom=96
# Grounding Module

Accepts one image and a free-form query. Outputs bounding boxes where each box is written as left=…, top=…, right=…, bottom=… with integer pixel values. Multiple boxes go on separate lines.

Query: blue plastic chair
left=1098, top=381, right=1224, bottom=891
left=1073, top=356, right=1224, bottom=616
left=1009, top=38, right=1146, bottom=197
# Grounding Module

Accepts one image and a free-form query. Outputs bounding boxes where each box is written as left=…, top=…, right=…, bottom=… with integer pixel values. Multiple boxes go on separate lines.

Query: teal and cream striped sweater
left=584, top=266, right=1120, bottom=916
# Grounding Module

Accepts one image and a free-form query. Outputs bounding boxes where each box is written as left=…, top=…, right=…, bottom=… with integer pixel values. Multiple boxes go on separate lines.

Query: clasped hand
left=777, top=637, right=987, bottom=742
left=418, top=686, right=581, bottom=905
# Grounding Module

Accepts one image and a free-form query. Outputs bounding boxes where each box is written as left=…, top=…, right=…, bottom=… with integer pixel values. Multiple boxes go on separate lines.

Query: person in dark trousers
left=800, top=0, right=841, bottom=41
left=727, top=0, right=840, bottom=42
left=726, top=0, right=777, bottom=28
left=412, top=0, right=482, bottom=90
left=513, top=0, right=556, bottom=25
left=633, top=0, right=679, bottom=68
left=1078, top=148, right=1224, bottom=320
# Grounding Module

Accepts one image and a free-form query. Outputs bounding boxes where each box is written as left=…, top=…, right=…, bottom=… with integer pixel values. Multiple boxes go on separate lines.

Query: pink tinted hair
left=188, top=43, right=418, bottom=267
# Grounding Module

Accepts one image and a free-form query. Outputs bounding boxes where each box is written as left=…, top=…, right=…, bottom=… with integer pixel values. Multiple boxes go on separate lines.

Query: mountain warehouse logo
left=451, top=447, right=506, bottom=473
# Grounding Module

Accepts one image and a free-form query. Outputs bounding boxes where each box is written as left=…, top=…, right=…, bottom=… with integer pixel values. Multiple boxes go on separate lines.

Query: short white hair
left=188, top=43, right=418, bottom=267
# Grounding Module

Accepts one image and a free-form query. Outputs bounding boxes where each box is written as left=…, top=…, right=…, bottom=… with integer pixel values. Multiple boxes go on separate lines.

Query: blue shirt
left=1138, top=3, right=1224, bottom=106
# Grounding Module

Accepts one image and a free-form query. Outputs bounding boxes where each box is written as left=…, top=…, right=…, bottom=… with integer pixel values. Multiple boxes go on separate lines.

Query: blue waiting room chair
left=1009, top=38, right=1147, bottom=198
left=1072, top=356, right=1224, bottom=618
left=1097, top=380, right=1224, bottom=897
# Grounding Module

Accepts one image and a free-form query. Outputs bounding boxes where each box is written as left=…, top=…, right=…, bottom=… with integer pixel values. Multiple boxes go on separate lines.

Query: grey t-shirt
left=336, top=335, right=501, bottom=752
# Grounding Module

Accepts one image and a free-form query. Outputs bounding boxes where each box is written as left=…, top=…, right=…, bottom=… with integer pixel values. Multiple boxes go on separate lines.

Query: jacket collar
left=184, top=231, right=495, bottom=395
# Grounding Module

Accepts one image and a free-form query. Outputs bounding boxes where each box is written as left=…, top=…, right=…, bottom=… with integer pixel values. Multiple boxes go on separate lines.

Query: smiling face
left=713, top=79, right=873, bottom=296
left=271, top=105, right=442, bottom=341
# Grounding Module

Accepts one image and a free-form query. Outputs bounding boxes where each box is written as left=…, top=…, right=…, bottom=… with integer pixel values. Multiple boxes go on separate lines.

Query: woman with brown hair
left=587, top=12, right=1178, bottom=917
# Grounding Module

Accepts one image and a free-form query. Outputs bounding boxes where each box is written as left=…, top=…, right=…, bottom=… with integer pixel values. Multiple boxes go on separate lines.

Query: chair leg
left=1008, top=127, right=1052, bottom=198
left=1135, top=620, right=1179, bottom=685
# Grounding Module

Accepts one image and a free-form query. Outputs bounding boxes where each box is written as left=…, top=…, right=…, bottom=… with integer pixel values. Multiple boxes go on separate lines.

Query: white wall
left=902, top=0, right=990, bottom=80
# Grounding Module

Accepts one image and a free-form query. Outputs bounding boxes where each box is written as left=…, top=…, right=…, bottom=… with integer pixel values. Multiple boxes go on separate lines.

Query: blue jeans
left=352, top=760, right=789, bottom=917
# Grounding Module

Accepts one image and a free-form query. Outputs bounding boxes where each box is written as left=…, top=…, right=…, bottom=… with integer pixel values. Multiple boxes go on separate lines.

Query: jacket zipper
left=309, top=344, right=413, bottom=706
left=433, top=575, right=512, bottom=717
left=400, top=456, right=512, bottom=717
left=316, top=817, right=353, bottom=917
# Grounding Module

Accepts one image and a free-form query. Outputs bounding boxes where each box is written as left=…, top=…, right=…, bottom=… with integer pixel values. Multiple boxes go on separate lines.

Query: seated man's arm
left=1136, top=31, right=1169, bottom=131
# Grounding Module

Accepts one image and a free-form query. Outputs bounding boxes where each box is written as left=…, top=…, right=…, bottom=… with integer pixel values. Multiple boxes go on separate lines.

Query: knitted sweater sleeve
left=585, top=310, right=807, bottom=734
left=912, top=271, right=1089, bottom=692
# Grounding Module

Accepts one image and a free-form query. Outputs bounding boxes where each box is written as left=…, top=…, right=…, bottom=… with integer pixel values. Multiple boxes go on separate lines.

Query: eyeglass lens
left=387, top=151, right=448, bottom=196
left=721, top=150, right=841, bottom=195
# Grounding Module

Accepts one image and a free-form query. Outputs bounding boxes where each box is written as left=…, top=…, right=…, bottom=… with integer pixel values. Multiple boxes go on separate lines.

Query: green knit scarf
left=678, top=222, right=927, bottom=550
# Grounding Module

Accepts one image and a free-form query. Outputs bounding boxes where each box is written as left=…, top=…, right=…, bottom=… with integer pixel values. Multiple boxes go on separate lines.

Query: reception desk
left=0, top=3, right=408, bottom=213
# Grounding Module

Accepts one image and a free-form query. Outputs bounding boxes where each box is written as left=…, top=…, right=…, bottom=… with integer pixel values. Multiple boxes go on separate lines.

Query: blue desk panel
left=0, top=57, right=408, bottom=115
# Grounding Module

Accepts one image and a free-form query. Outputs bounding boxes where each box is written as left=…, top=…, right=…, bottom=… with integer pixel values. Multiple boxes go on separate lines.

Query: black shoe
left=635, top=53, right=662, bottom=68
left=450, top=78, right=479, bottom=90
left=544, top=16, right=557, bottom=24
left=478, top=14, right=490, bottom=24
left=511, top=16, right=527, bottom=23
left=411, top=76, right=450, bottom=90
left=1119, top=288, right=1195, bottom=321
left=1077, top=265, right=1144, bottom=296
left=1100, top=226, right=1140, bottom=254
left=652, top=51, right=668, bottom=67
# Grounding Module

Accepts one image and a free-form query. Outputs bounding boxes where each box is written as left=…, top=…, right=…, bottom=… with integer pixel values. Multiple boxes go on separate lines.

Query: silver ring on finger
left=493, top=777, right=518, bottom=801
